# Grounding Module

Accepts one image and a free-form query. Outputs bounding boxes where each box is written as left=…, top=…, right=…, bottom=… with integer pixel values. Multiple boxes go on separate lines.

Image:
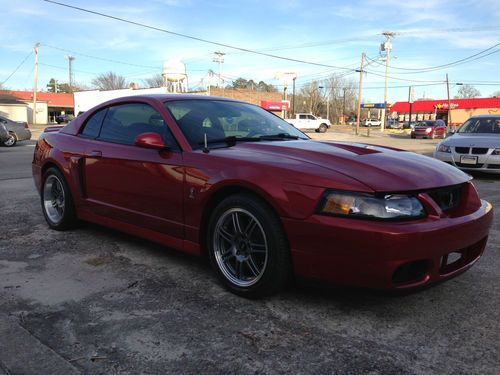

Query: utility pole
left=66, top=55, right=75, bottom=92
left=33, top=42, right=40, bottom=125
left=408, top=86, right=414, bottom=127
left=342, top=87, right=346, bottom=124
left=292, top=76, right=296, bottom=117
left=213, top=51, right=225, bottom=88
left=355, top=52, right=365, bottom=136
left=381, top=31, right=395, bottom=132
left=446, top=73, right=452, bottom=129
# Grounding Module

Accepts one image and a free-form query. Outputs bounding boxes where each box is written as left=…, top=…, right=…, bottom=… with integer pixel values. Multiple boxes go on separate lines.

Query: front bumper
left=434, top=150, right=500, bottom=174
left=284, top=199, right=493, bottom=290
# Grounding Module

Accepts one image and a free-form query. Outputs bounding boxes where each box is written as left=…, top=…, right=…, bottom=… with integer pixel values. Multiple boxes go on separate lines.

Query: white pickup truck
left=288, top=113, right=331, bottom=133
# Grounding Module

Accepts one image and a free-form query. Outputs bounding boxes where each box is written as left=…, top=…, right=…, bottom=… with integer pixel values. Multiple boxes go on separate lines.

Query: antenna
left=202, top=133, right=209, bottom=153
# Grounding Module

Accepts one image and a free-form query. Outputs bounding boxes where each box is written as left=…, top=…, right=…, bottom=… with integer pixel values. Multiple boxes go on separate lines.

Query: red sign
left=260, top=100, right=289, bottom=111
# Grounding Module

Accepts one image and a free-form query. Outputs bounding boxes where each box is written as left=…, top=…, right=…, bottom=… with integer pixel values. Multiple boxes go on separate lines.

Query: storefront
left=389, top=97, right=500, bottom=126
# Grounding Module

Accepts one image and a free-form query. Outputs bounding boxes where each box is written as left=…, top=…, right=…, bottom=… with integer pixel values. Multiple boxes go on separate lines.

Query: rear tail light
left=24, top=122, right=29, bottom=129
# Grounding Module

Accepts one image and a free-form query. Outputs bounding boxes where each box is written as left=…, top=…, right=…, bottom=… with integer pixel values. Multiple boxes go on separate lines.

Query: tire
left=3, top=133, right=17, bottom=147
left=207, top=193, right=292, bottom=298
left=41, top=167, right=79, bottom=230
left=411, top=135, right=416, bottom=139
left=318, top=123, right=328, bottom=133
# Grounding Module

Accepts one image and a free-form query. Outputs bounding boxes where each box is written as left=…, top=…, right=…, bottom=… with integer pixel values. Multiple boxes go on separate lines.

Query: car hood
left=444, top=133, right=500, bottom=147
left=235, top=140, right=469, bottom=192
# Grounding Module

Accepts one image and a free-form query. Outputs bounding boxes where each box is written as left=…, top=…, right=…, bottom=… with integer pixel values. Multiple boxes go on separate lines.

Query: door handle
left=88, top=150, right=102, bottom=157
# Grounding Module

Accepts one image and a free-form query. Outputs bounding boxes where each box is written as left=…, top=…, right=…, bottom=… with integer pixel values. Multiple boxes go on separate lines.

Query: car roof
left=469, top=114, right=500, bottom=119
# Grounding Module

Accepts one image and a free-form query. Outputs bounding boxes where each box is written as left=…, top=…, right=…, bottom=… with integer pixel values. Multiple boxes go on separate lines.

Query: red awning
left=389, top=97, right=500, bottom=113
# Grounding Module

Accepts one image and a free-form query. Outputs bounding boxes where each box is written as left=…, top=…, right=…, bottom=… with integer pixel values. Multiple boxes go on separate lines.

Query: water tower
left=162, top=59, right=188, bottom=93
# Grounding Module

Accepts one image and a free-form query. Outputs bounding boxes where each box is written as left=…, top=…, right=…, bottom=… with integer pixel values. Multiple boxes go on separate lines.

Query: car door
left=81, top=102, right=185, bottom=240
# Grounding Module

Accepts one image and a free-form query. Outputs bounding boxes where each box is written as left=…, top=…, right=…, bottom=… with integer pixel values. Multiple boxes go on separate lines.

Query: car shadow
left=78, top=222, right=434, bottom=308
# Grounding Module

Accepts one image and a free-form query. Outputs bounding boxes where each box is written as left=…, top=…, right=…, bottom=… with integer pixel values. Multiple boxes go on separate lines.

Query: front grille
left=454, top=147, right=469, bottom=154
left=427, top=185, right=462, bottom=211
left=471, top=147, right=488, bottom=154
left=454, top=162, right=484, bottom=169
left=487, top=164, right=500, bottom=169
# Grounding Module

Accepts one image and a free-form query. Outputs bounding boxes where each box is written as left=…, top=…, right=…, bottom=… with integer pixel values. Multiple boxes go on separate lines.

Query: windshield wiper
left=258, top=133, right=300, bottom=140
left=198, top=135, right=261, bottom=152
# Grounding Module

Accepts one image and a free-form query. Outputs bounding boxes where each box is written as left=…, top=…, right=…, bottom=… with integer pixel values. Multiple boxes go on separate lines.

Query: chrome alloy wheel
left=3, top=134, right=16, bottom=146
left=43, top=175, right=66, bottom=224
left=213, top=208, right=268, bottom=287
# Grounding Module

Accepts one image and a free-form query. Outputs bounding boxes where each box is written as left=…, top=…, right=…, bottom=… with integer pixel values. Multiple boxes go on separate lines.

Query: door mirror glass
left=134, top=132, right=167, bottom=150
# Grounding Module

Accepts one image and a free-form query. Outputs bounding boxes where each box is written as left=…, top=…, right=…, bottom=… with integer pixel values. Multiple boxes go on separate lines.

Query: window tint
left=81, top=108, right=107, bottom=138
left=299, top=114, right=306, bottom=119
left=98, top=103, right=177, bottom=148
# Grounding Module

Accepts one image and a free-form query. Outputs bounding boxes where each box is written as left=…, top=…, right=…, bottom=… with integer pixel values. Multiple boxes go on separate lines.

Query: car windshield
left=418, top=121, right=435, bottom=127
left=457, top=117, right=500, bottom=134
left=164, top=99, right=308, bottom=149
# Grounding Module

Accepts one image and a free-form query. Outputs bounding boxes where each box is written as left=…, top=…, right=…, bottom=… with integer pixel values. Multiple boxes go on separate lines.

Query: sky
left=0, top=0, right=499, bottom=103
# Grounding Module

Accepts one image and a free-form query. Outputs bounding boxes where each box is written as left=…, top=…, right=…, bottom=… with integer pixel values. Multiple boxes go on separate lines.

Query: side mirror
left=134, top=132, right=168, bottom=150
left=445, top=130, right=455, bottom=138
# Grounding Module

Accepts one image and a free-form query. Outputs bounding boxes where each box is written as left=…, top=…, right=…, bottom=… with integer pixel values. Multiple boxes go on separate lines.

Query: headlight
left=492, top=148, right=500, bottom=155
left=438, top=144, right=451, bottom=153
left=425, top=128, right=432, bottom=133
left=318, top=191, right=426, bottom=220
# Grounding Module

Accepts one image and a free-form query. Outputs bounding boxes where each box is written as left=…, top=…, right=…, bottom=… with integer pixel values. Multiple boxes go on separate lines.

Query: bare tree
left=142, top=73, right=164, bottom=88
left=455, top=84, right=481, bottom=99
left=321, top=74, right=358, bottom=123
left=298, top=81, right=325, bottom=115
left=91, top=71, right=127, bottom=90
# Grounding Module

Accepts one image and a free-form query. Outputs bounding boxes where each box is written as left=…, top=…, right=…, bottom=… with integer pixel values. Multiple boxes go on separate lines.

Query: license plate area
left=460, top=155, right=478, bottom=165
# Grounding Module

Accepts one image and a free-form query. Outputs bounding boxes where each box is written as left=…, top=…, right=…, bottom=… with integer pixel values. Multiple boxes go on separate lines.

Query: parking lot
left=0, top=129, right=498, bottom=374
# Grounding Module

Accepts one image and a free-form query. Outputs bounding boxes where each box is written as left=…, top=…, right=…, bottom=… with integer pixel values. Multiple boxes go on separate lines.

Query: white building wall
left=74, top=87, right=176, bottom=114
left=0, top=104, right=29, bottom=122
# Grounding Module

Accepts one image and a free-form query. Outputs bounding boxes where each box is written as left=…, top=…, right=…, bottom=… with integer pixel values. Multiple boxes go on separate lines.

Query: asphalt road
left=0, top=134, right=499, bottom=374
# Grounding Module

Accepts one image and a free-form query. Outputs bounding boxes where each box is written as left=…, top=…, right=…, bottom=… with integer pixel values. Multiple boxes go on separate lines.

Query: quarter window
left=81, top=108, right=107, bottom=138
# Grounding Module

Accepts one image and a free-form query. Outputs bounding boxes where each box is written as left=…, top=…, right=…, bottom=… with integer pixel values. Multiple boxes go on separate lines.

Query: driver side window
left=97, top=103, right=178, bottom=149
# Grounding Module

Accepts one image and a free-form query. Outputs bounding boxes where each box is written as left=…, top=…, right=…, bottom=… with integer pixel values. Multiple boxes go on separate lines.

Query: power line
left=43, top=44, right=160, bottom=69
left=365, top=42, right=500, bottom=73
left=1, top=50, right=33, bottom=86
left=42, top=0, right=360, bottom=72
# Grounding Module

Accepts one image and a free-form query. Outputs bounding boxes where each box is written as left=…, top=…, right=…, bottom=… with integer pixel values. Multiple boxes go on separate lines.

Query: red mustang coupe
left=32, top=95, right=493, bottom=297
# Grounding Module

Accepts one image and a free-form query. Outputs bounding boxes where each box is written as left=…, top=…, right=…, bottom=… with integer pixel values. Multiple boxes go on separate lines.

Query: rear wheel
left=41, top=167, right=78, bottom=230
left=3, top=133, right=17, bottom=147
left=207, top=193, right=291, bottom=298
left=318, top=123, right=328, bottom=133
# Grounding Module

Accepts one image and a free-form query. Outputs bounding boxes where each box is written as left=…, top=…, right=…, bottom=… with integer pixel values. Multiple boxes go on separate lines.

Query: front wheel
left=207, top=193, right=292, bottom=298
left=41, top=167, right=79, bottom=230
left=3, top=133, right=17, bottom=147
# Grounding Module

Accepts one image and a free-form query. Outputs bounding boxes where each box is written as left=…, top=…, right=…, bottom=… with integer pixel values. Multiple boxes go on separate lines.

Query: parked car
left=55, top=114, right=75, bottom=124
left=386, top=119, right=401, bottom=129
left=346, top=118, right=357, bottom=125
left=288, top=113, right=331, bottom=133
left=32, top=95, right=493, bottom=297
left=362, top=118, right=381, bottom=127
left=434, top=114, right=500, bottom=173
left=0, top=123, right=9, bottom=143
left=403, top=121, right=418, bottom=130
left=0, top=115, right=31, bottom=147
left=411, top=120, right=447, bottom=139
